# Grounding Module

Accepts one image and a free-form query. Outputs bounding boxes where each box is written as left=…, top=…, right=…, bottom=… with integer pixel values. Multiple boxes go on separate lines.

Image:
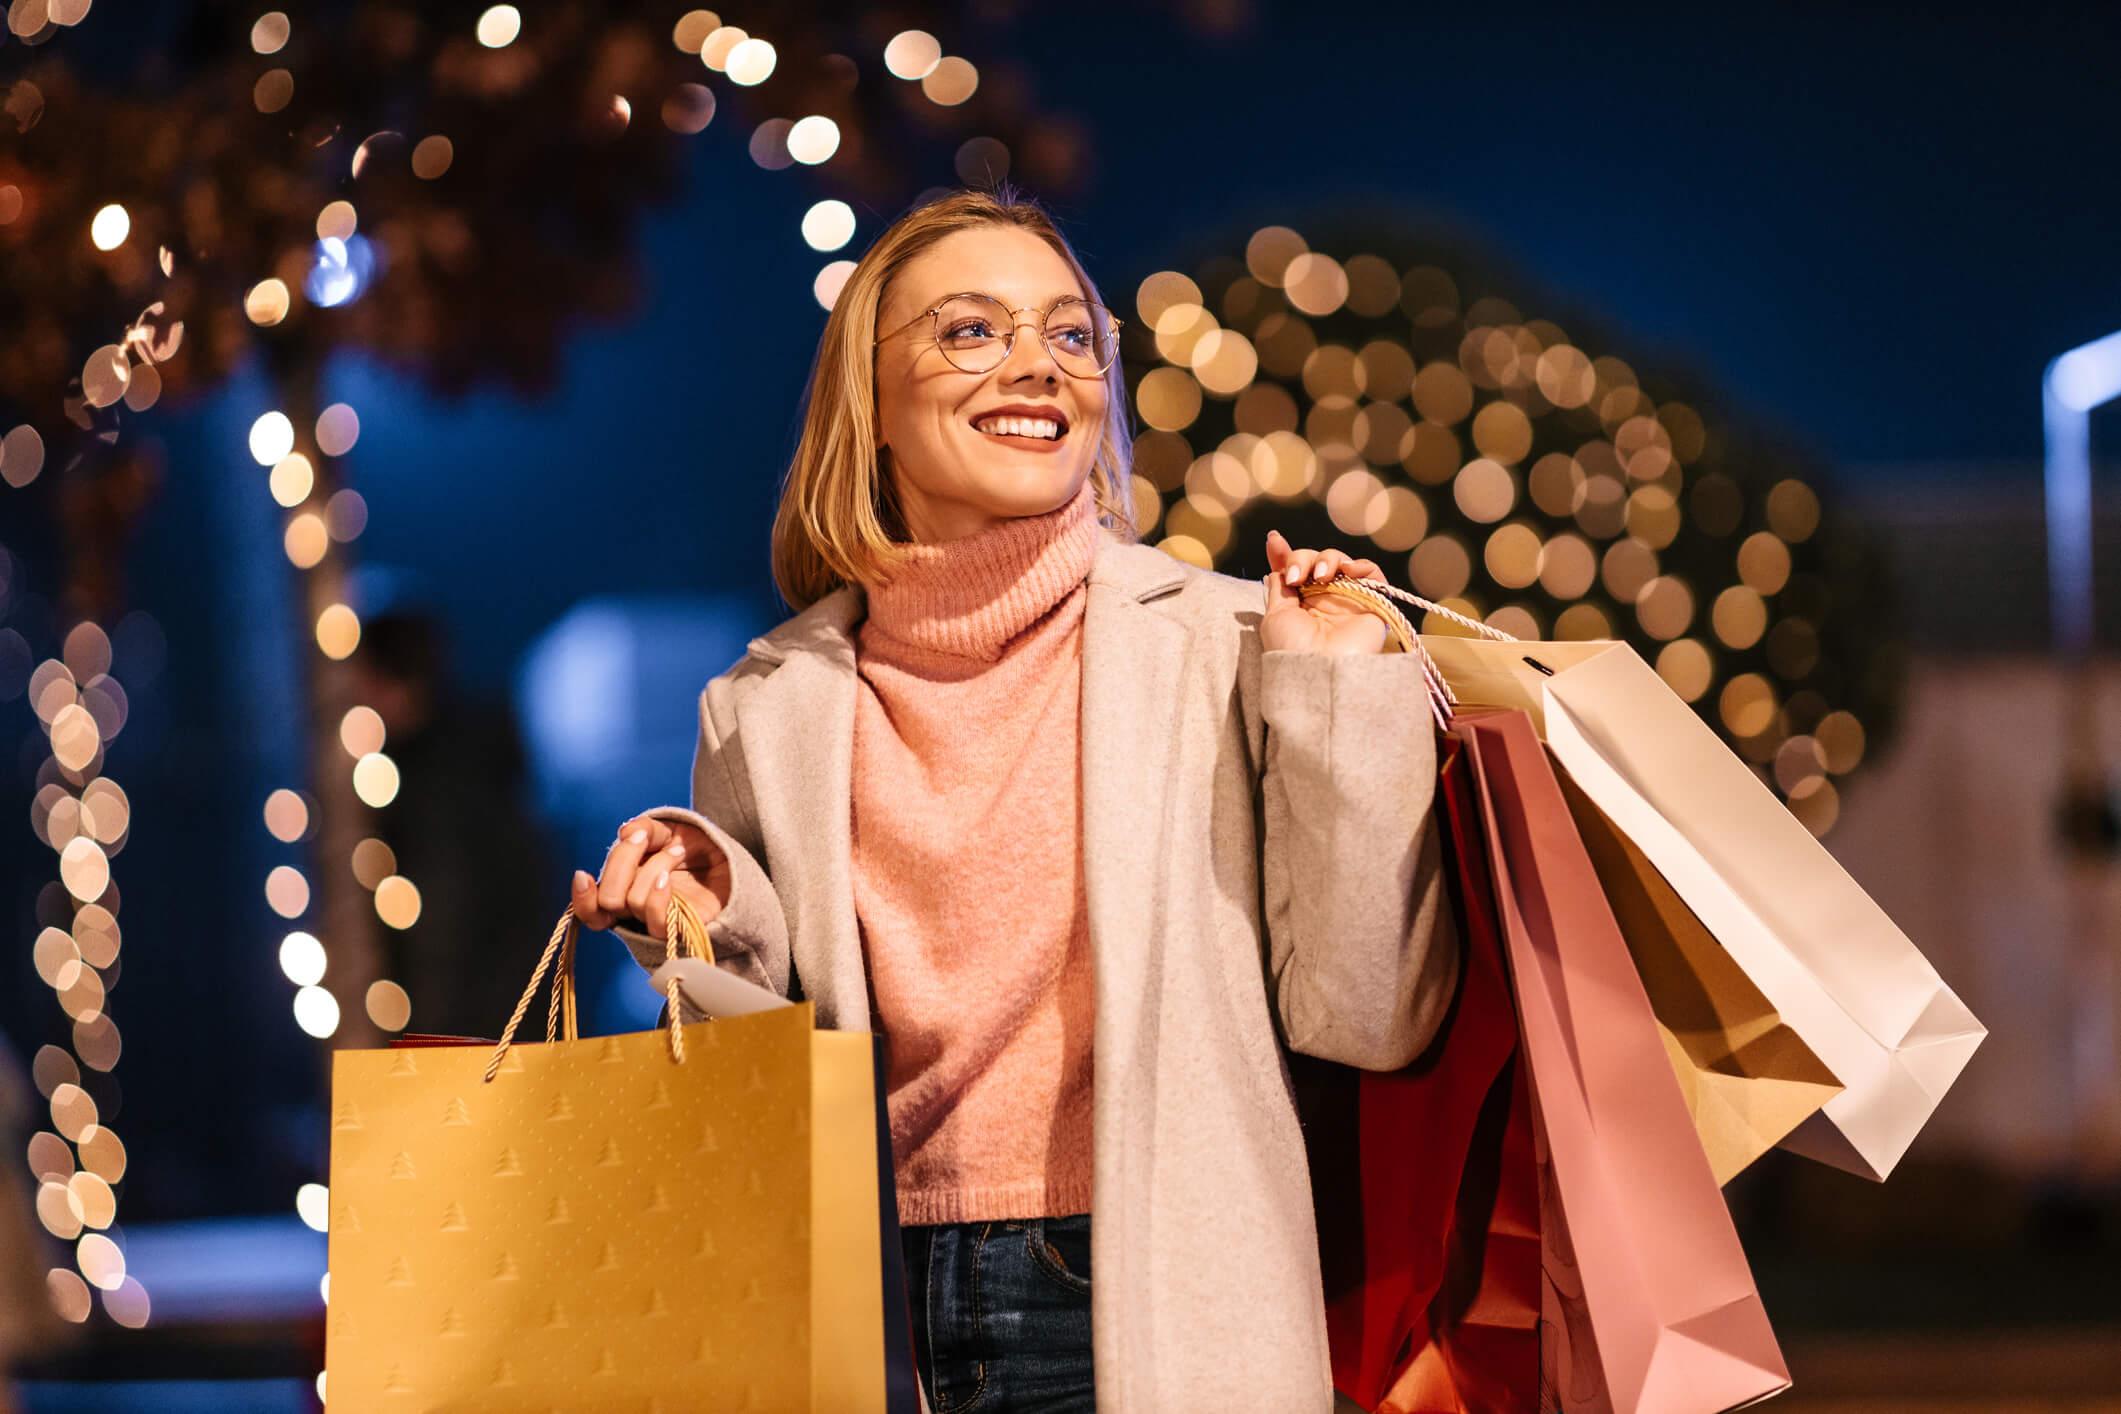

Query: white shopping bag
left=1421, top=634, right=1986, bottom=1181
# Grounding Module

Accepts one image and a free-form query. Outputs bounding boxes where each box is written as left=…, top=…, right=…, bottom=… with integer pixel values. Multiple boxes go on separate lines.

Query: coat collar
left=728, top=528, right=1195, bottom=1031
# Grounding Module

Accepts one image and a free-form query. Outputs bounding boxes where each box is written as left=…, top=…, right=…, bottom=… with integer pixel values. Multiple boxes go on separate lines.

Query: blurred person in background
left=347, top=609, right=558, bottom=1038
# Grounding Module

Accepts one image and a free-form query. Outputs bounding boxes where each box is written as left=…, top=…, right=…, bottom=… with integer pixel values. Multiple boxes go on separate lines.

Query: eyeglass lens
left=932, top=294, right=1118, bottom=376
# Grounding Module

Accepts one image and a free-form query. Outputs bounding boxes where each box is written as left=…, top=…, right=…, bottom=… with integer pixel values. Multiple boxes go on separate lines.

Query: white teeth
left=975, top=415, right=1061, bottom=440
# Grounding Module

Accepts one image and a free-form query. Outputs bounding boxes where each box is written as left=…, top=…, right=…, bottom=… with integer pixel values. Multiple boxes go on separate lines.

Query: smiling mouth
left=971, top=414, right=1067, bottom=442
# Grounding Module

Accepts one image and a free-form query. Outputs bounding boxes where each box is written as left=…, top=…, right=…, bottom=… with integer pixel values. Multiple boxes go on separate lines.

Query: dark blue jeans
left=901, top=1213, right=1095, bottom=1413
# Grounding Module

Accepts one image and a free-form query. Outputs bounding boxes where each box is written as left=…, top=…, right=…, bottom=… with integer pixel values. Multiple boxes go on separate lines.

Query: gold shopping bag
left=324, top=895, right=887, bottom=1411
left=1556, top=770, right=1843, bottom=1185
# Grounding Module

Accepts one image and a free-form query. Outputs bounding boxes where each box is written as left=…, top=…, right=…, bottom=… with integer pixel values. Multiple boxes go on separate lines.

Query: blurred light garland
left=1129, top=226, right=1884, bottom=837
left=24, top=627, right=149, bottom=1329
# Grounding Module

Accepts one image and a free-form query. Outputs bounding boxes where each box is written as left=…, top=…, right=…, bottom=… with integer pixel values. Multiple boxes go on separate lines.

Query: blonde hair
left=770, top=186, right=1138, bottom=611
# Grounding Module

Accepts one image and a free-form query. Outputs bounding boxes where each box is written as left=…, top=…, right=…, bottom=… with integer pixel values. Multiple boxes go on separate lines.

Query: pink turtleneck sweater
left=852, top=479, right=1100, bottom=1226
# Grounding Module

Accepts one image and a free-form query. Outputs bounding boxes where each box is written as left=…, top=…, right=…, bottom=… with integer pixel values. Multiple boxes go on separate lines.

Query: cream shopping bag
left=1419, top=630, right=1985, bottom=1182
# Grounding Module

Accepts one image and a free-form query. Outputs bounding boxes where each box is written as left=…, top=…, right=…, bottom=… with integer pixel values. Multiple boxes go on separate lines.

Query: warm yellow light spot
left=884, top=29, right=941, bottom=79
left=1136, top=368, right=1204, bottom=432
left=1554, top=603, right=1613, bottom=641
left=921, top=56, right=978, bottom=105
left=1656, top=638, right=1715, bottom=702
left=352, top=837, right=398, bottom=889
left=77, top=1232, right=127, bottom=1291
left=411, top=135, right=454, bottom=179
left=1245, top=227, right=1307, bottom=288
left=314, top=603, right=360, bottom=660
left=352, top=752, right=401, bottom=808
left=76, top=1126, right=126, bottom=1183
left=1711, top=586, right=1768, bottom=649
left=315, top=200, right=356, bottom=241
left=266, top=864, right=310, bottom=919
left=1815, top=710, right=1867, bottom=774
left=59, top=838, right=110, bottom=903
left=725, top=36, right=776, bottom=85
left=1484, top=523, right=1543, bottom=589
left=812, top=260, right=856, bottom=310
left=375, top=875, right=422, bottom=929
left=1282, top=253, right=1348, bottom=317
left=1192, top=330, right=1259, bottom=397
left=50, top=703, right=101, bottom=772
left=296, top=1183, right=329, bottom=1232
left=242, top=278, right=291, bottom=328
left=475, top=4, right=520, bottom=47
left=786, top=115, right=840, bottom=164
left=293, top=985, right=340, bottom=1039
left=1736, top=531, right=1792, bottom=595
left=285, top=513, right=329, bottom=569
left=365, top=979, right=412, bottom=1030
left=269, top=452, right=313, bottom=507
left=1536, top=532, right=1597, bottom=600
left=263, top=787, right=309, bottom=842
left=1452, top=458, right=1516, bottom=523
left=89, top=205, right=129, bottom=251
left=339, top=704, right=385, bottom=757
left=1409, top=535, right=1472, bottom=600
left=279, top=931, right=326, bottom=986
left=1719, top=673, right=1778, bottom=738
left=1634, top=576, right=1695, bottom=640
left=1156, top=534, right=1211, bottom=569
left=251, top=11, right=290, bottom=53
left=698, top=25, right=746, bottom=69
left=672, top=9, right=719, bottom=53
left=801, top=200, right=855, bottom=252
left=249, top=411, right=294, bottom=466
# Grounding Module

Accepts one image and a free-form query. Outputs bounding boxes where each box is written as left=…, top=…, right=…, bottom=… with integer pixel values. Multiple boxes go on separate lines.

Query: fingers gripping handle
left=483, top=890, right=714, bottom=1082
left=1292, top=575, right=1517, bottom=731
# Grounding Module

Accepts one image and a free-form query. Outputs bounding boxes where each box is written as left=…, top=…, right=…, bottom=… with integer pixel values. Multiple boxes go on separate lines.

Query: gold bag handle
left=482, top=890, right=712, bottom=1082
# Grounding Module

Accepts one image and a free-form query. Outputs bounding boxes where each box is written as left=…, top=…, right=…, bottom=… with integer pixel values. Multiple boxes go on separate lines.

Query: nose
left=995, top=312, right=1061, bottom=387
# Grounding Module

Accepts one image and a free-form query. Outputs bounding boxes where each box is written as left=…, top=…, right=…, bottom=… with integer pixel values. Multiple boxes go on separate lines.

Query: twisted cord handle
left=481, top=886, right=714, bottom=1080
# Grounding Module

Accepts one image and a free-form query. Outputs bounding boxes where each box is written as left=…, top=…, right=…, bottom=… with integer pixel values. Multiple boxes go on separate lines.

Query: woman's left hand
left=1260, top=529, right=1392, bottom=655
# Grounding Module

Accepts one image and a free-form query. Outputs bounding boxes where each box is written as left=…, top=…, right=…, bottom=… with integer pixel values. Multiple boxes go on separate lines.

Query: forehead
left=887, top=225, right=1085, bottom=321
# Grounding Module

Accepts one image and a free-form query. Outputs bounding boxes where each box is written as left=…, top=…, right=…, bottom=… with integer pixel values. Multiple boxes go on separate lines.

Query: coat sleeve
left=1249, top=642, right=1461, bottom=1071
left=609, top=674, right=792, bottom=1005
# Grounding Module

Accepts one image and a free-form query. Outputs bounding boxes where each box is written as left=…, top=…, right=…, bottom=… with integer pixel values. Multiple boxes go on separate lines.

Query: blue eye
left=942, top=319, right=995, bottom=342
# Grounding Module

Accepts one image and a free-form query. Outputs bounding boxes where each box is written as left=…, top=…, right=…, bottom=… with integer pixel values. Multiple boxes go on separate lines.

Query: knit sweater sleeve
left=1246, top=636, right=1461, bottom=1072
left=609, top=674, right=792, bottom=1005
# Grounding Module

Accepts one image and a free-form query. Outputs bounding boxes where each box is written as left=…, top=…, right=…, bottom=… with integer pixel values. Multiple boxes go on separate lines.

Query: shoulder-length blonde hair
left=770, top=186, right=1138, bottom=611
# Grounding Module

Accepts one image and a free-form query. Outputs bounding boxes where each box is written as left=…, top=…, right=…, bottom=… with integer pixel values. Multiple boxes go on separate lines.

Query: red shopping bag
left=1297, top=738, right=1540, bottom=1413
left=1453, top=709, right=1789, bottom=1412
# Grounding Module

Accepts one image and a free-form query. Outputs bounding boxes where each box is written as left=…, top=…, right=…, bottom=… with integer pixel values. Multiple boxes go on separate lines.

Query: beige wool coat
left=614, top=528, right=1460, bottom=1412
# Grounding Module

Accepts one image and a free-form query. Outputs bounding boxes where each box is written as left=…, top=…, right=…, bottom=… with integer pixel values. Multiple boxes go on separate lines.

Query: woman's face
left=873, top=225, right=1110, bottom=544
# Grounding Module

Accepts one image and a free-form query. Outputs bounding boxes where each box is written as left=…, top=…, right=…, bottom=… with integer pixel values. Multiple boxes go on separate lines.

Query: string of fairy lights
left=1128, top=227, right=1869, bottom=838
left=7, top=0, right=1015, bottom=1365
left=9, top=0, right=158, bottom=1333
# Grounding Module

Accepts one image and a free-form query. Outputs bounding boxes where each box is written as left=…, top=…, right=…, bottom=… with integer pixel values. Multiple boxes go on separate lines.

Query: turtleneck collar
left=861, top=478, right=1101, bottom=662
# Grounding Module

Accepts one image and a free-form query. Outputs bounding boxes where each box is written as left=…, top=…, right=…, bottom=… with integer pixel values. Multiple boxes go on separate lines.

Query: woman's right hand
left=570, top=814, right=729, bottom=941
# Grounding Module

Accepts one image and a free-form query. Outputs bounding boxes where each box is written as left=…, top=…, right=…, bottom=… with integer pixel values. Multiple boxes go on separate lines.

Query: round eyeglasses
left=874, top=292, right=1124, bottom=379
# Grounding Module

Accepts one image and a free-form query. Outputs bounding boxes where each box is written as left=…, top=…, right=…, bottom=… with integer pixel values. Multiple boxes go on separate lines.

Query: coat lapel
left=732, top=587, right=873, bottom=1030
left=1079, top=537, right=1193, bottom=1032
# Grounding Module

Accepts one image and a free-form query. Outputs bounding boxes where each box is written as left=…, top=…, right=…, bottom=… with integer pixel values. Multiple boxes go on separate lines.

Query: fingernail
left=629, top=828, right=648, bottom=844
left=1284, top=566, right=1302, bottom=585
left=669, top=843, right=686, bottom=860
left=572, top=870, right=590, bottom=889
left=656, top=871, right=671, bottom=889
left=1312, top=563, right=1331, bottom=581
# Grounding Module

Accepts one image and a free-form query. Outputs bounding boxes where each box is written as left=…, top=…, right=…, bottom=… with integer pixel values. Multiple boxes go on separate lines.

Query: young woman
left=572, top=188, right=1459, bottom=1413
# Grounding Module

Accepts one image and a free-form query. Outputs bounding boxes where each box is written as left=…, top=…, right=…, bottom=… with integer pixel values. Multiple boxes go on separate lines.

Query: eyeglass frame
left=872, top=292, right=1125, bottom=379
